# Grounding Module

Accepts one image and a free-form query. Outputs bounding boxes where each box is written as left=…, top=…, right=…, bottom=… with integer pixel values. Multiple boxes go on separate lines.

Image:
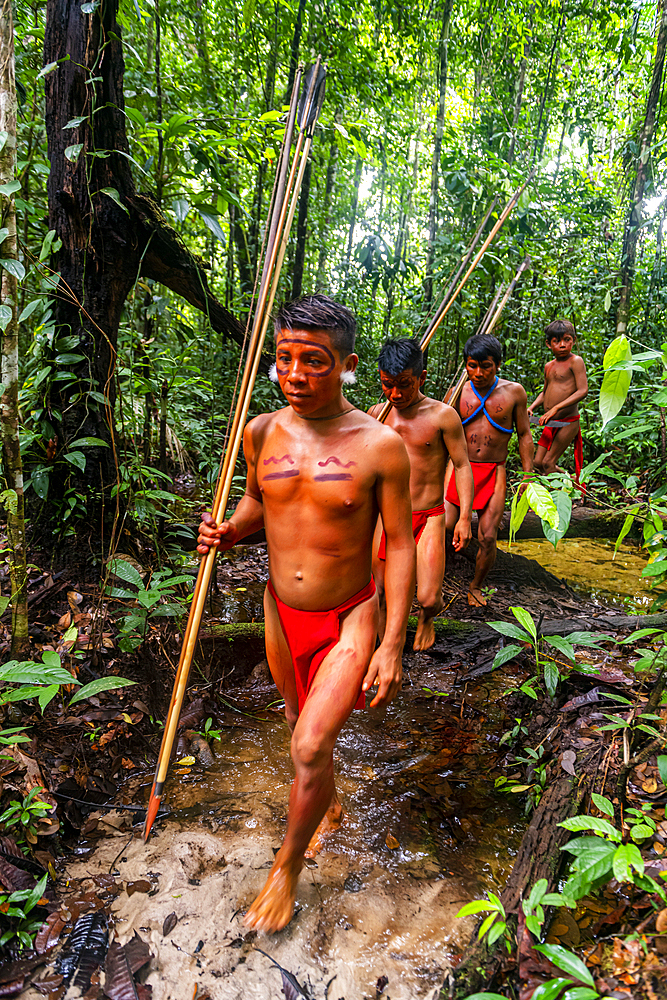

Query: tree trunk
left=342, top=156, right=363, bottom=291
left=532, top=10, right=565, bottom=165
left=507, top=36, right=531, bottom=164
left=616, top=0, right=667, bottom=337
left=291, top=157, right=311, bottom=299
left=424, top=0, right=454, bottom=311
left=0, top=0, right=28, bottom=656
left=43, top=0, right=245, bottom=523
left=315, top=135, right=339, bottom=290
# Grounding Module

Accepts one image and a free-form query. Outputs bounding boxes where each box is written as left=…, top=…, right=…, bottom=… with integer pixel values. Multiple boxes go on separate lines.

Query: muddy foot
left=243, top=856, right=302, bottom=934
left=305, top=800, right=343, bottom=858
left=468, top=588, right=487, bottom=607
left=413, top=616, right=436, bottom=651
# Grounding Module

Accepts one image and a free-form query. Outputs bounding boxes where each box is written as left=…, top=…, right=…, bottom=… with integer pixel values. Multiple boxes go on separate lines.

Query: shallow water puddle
left=510, top=538, right=650, bottom=610
left=43, top=661, right=523, bottom=1000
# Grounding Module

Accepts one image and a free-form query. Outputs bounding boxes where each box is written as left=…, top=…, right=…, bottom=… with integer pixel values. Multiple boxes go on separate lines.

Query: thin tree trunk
left=507, top=36, right=531, bottom=164
left=342, top=157, right=363, bottom=291
left=291, top=157, right=311, bottom=298
left=155, top=0, right=164, bottom=207
left=616, top=0, right=667, bottom=337
left=532, top=9, right=566, bottom=165
left=285, top=0, right=306, bottom=99
left=0, top=0, right=28, bottom=656
left=424, top=0, right=454, bottom=311
left=315, top=135, right=339, bottom=290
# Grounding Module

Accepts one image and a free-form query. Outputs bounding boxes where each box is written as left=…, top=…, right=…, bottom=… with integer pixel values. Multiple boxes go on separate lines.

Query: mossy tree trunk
left=0, top=0, right=28, bottom=656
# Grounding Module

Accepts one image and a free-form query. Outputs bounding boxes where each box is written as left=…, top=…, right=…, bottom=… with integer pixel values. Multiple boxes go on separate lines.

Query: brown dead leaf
left=67, top=590, right=83, bottom=611
left=121, top=758, right=135, bottom=770
left=162, top=912, right=178, bottom=936
left=57, top=611, right=72, bottom=630
left=126, top=880, right=151, bottom=896
left=385, top=833, right=399, bottom=850
left=656, top=908, right=667, bottom=933
left=643, top=778, right=658, bottom=794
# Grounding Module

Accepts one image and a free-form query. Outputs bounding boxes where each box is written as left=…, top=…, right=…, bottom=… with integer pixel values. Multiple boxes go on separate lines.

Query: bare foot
left=413, top=616, right=436, bottom=651
left=468, top=588, right=487, bottom=607
left=243, top=854, right=302, bottom=934
left=305, top=799, right=343, bottom=858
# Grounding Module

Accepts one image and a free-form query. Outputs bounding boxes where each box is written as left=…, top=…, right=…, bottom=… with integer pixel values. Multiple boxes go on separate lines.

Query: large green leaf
left=612, top=843, right=644, bottom=881
left=511, top=606, right=537, bottom=639
left=533, top=944, right=595, bottom=988
left=0, top=661, right=75, bottom=686
left=542, top=490, right=572, bottom=548
left=529, top=981, right=575, bottom=1000
left=492, top=643, right=524, bottom=668
left=559, top=815, right=621, bottom=840
left=108, top=557, right=144, bottom=589
left=69, top=676, right=136, bottom=706
left=543, top=634, right=576, bottom=661
left=526, top=482, right=559, bottom=530
left=599, top=335, right=632, bottom=427
left=488, top=620, right=531, bottom=642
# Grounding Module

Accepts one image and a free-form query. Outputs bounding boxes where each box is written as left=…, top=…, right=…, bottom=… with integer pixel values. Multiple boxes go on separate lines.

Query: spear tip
left=143, top=790, right=162, bottom=841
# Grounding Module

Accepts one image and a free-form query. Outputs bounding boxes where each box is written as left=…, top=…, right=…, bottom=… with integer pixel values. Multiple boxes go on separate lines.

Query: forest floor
left=2, top=539, right=667, bottom=999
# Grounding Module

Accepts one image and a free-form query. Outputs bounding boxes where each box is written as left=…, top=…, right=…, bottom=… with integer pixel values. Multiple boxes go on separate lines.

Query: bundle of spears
left=143, top=59, right=327, bottom=840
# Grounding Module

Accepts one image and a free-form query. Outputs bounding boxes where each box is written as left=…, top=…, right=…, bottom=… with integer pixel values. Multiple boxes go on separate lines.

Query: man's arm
left=541, top=356, right=588, bottom=424
left=514, top=386, right=534, bottom=476
left=441, top=406, right=473, bottom=550
left=362, top=432, right=415, bottom=708
left=197, top=420, right=266, bottom=554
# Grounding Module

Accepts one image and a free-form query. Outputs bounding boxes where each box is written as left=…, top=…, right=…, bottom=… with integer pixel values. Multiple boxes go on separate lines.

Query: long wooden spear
left=143, top=60, right=326, bottom=840
left=376, top=170, right=535, bottom=424
left=444, top=254, right=531, bottom=410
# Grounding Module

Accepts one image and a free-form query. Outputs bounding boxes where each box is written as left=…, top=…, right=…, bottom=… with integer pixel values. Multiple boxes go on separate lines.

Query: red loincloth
left=267, top=577, right=376, bottom=713
left=377, top=502, right=445, bottom=561
left=446, top=461, right=499, bottom=511
left=537, top=415, right=583, bottom=482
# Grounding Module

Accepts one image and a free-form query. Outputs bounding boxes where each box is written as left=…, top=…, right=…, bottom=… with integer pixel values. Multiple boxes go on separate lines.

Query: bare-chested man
left=197, top=295, right=415, bottom=934
left=445, top=333, right=533, bottom=607
left=528, top=319, right=588, bottom=479
left=369, top=338, right=474, bottom=652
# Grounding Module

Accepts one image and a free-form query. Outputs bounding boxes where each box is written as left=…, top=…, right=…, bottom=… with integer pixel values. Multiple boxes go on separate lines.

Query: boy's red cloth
left=267, top=577, right=376, bottom=713
left=537, top=415, right=583, bottom=482
left=377, top=503, right=445, bottom=561
left=446, top=462, right=499, bottom=510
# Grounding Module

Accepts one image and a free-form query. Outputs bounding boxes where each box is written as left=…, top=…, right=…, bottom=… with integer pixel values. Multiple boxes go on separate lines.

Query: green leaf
left=65, top=143, right=83, bottom=162
left=612, top=842, right=644, bottom=881
left=64, top=451, right=86, bottom=472
left=37, top=684, right=60, bottom=712
left=459, top=995, right=508, bottom=1000
left=1, top=259, right=25, bottom=282
left=108, top=558, right=144, bottom=589
left=197, top=208, right=226, bottom=242
left=526, top=482, right=559, bottom=530
left=97, top=187, right=129, bottom=215
left=477, top=911, right=498, bottom=939
left=242, top=0, right=256, bottom=24
left=533, top=944, right=595, bottom=988
left=37, top=61, right=58, bottom=80
left=456, top=899, right=498, bottom=918
left=488, top=620, right=531, bottom=642
left=600, top=336, right=632, bottom=427
left=559, top=815, right=621, bottom=840
left=492, top=643, right=523, bottom=669
left=0, top=180, right=21, bottom=197
left=543, top=658, right=559, bottom=696
left=526, top=878, right=548, bottom=910
left=562, top=989, right=600, bottom=1000
left=614, top=506, right=639, bottom=558
left=0, top=304, right=13, bottom=332
left=68, top=436, right=108, bottom=448
left=31, top=467, right=50, bottom=500
left=63, top=115, right=87, bottom=129
left=543, top=490, right=572, bottom=548
left=509, top=488, right=530, bottom=545
left=18, top=299, right=41, bottom=323
left=0, top=661, right=76, bottom=686
left=69, top=676, right=136, bottom=706
left=591, top=793, right=614, bottom=818
left=530, top=980, right=575, bottom=1000
left=657, top=755, right=667, bottom=788
left=511, top=606, right=537, bottom=639
left=543, top=635, right=576, bottom=661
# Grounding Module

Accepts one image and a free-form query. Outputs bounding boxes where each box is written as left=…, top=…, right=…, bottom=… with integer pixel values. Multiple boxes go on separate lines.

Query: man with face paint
left=370, top=338, right=474, bottom=651
left=445, top=333, right=534, bottom=607
left=197, top=295, right=415, bottom=934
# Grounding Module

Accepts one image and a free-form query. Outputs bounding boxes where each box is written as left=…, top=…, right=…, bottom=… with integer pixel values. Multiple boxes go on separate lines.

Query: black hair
left=463, top=333, right=502, bottom=366
left=274, top=294, right=356, bottom=358
left=377, top=338, right=424, bottom=376
left=544, top=318, right=576, bottom=343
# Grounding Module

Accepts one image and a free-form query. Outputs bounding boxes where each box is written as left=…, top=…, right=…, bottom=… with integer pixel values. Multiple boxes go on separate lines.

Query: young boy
left=528, top=319, right=588, bottom=479
left=197, top=295, right=415, bottom=934
left=370, top=338, right=474, bottom=651
left=445, top=333, right=534, bottom=607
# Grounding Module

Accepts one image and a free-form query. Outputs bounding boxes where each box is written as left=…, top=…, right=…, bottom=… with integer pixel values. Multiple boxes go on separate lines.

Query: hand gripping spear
left=375, top=170, right=535, bottom=425
left=143, top=60, right=326, bottom=841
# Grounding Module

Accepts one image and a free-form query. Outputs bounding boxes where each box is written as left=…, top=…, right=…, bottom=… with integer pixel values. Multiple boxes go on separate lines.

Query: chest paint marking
left=314, top=472, right=353, bottom=481
left=317, top=457, right=356, bottom=468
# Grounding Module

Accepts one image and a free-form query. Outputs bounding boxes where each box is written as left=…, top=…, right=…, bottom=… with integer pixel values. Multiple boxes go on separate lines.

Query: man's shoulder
left=571, top=353, right=586, bottom=367
left=421, top=396, right=460, bottom=423
left=498, top=378, right=527, bottom=401
left=246, top=408, right=288, bottom=435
